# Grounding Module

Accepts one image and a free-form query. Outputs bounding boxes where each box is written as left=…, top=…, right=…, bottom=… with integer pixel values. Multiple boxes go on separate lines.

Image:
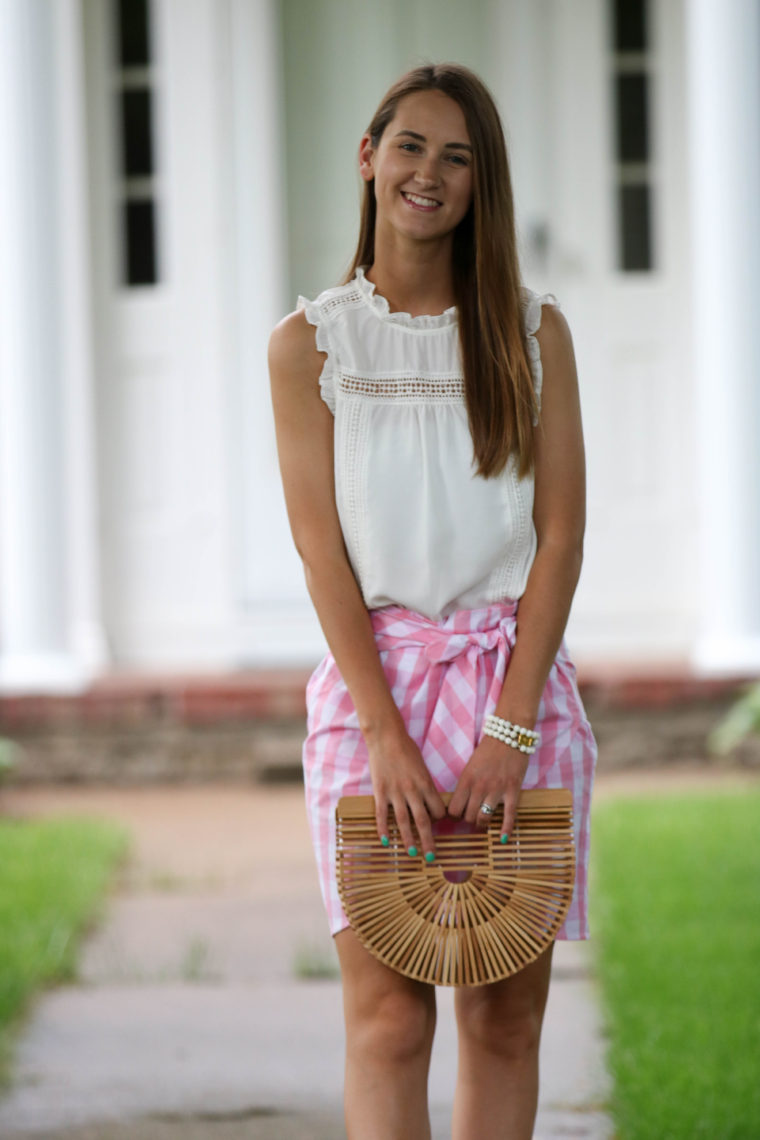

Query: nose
left=414, top=157, right=441, bottom=187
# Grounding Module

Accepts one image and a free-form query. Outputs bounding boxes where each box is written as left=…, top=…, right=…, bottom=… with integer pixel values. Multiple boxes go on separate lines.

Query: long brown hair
left=344, top=62, right=537, bottom=479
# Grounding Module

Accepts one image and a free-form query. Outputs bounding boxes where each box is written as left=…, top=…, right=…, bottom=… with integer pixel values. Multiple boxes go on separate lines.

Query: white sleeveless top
left=297, top=266, right=559, bottom=620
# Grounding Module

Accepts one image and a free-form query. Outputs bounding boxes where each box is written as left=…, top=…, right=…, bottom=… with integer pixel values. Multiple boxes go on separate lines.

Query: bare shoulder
left=533, top=301, right=578, bottom=398
left=268, top=308, right=326, bottom=387
left=533, top=300, right=574, bottom=356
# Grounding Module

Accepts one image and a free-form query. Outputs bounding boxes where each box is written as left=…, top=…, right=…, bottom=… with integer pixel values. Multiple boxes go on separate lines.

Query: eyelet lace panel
left=338, top=371, right=464, bottom=403
left=354, top=266, right=458, bottom=330
left=521, top=289, right=560, bottom=426
left=319, top=284, right=366, bottom=317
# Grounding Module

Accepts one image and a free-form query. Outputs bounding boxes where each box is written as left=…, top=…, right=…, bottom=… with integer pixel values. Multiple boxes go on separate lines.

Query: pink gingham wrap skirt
left=302, top=599, right=597, bottom=940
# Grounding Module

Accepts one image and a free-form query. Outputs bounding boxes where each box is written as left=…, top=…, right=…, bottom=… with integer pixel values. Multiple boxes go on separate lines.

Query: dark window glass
left=619, top=184, right=652, bottom=270
left=124, top=199, right=157, bottom=285
left=116, top=0, right=151, bottom=67
left=120, top=89, right=153, bottom=177
left=616, top=73, right=649, bottom=163
left=113, top=0, right=160, bottom=286
left=614, top=0, right=647, bottom=52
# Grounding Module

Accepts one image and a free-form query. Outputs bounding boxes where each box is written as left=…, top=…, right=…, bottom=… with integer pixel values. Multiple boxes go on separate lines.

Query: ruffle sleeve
left=522, top=290, right=561, bottom=426
left=297, top=295, right=336, bottom=414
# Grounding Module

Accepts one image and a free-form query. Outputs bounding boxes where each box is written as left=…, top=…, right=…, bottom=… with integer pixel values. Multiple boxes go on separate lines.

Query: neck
left=364, top=233, right=457, bottom=317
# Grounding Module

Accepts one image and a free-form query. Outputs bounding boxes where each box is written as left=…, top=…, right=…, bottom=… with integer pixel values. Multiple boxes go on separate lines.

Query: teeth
left=404, top=192, right=440, bottom=207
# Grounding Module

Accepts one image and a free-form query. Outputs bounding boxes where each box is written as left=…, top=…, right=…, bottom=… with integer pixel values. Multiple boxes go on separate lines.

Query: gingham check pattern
left=303, top=600, right=597, bottom=940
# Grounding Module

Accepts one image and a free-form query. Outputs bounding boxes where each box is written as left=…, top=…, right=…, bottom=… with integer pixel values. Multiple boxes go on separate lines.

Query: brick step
left=0, top=669, right=757, bottom=784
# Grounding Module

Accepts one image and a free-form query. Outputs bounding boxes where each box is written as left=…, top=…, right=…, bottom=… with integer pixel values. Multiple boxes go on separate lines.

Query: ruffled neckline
left=354, top=265, right=458, bottom=329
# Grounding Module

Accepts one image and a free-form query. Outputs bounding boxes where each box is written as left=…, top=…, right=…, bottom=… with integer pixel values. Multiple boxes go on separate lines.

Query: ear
left=358, top=133, right=376, bottom=184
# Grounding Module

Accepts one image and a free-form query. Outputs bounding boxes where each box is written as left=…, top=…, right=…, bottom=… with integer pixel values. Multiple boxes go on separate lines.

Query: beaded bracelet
left=482, top=713, right=540, bottom=754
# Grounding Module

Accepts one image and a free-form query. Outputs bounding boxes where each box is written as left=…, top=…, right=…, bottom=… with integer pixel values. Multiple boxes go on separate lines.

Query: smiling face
left=359, top=89, right=474, bottom=246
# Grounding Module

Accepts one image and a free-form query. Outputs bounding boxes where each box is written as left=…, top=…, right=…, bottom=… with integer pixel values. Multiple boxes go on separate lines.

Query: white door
left=500, top=0, right=696, bottom=666
left=83, top=0, right=236, bottom=667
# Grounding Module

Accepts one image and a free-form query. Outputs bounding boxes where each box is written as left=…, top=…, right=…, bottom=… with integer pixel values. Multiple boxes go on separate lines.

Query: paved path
left=0, top=776, right=687, bottom=1139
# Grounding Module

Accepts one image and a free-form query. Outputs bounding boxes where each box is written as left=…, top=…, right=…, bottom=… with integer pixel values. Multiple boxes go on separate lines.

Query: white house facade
left=0, top=0, right=758, bottom=693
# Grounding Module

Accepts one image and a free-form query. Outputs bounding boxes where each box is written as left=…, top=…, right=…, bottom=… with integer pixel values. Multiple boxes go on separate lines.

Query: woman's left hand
left=447, top=735, right=529, bottom=837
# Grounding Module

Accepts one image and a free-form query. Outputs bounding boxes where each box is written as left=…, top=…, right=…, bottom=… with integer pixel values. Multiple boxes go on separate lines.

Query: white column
left=687, top=0, right=760, bottom=674
left=55, top=0, right=110, bottom=682
left=0, top=0, right=107, bottom=692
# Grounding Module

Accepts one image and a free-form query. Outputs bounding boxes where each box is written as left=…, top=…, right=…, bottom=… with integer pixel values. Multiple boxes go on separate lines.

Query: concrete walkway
left=0, top=782, right=626, bottom=1139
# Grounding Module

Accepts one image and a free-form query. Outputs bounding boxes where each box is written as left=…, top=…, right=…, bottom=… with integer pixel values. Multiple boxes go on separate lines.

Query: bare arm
left=448, top=303, right=587, bottom=830
left=268, top=311, right=445, bottom=854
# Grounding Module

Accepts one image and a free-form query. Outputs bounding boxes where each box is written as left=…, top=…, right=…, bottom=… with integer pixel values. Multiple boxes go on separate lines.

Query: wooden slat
left=337, top=788, right=571, bottom=819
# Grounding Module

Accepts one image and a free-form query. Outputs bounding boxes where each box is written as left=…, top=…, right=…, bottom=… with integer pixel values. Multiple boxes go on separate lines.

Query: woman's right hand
left=366, top=724, right=447, bottom=860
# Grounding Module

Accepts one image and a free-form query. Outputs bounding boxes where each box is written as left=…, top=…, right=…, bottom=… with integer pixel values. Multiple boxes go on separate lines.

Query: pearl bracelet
left=482, top=713, right=540, bottom=755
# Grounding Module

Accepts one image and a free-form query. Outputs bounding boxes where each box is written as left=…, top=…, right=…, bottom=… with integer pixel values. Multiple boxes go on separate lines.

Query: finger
left=424, top=786, right=447, bottom=822
left=475, top=797, right=498, bottom=830
left=392, top=796, right=418, bottom=857
left=464, top=785, right=488, bottom=826
left=409, top=794, right=437, bottom=862
left=447, top=780, right=470, bottom=819
left=500, top=790, right=519, bottom=845
left=375, top=794, right=390, bottom=848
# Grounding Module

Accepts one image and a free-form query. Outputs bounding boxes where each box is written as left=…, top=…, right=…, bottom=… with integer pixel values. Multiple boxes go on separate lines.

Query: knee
left=350, top=986, right=436, bottom=1066
left=457, top=991, right=543, bottom=1062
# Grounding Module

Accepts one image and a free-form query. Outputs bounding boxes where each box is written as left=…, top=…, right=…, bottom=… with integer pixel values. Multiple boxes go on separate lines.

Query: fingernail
left=380, top=835, right=389, bottom=847
left=500, top=833, right=509, bottom=845
left=408, top=845, right=418, bottom=857
left=425, top=851, right=436, bottom=863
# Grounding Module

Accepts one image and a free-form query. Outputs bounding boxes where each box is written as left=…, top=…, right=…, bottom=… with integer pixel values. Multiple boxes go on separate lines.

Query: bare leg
left=451, top=942, right=555, bottom=1140
left=335, top=928, right=437, bottom=1140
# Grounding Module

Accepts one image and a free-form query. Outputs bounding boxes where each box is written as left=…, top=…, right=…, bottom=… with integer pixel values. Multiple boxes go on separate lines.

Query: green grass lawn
left=592, top=788, right=760, bottom=1140
left=0, top=815, right=129, bottom=1083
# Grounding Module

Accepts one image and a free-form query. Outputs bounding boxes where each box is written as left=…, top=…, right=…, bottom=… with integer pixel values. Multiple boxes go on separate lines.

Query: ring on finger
left=479, top=802, right=495, bottom=816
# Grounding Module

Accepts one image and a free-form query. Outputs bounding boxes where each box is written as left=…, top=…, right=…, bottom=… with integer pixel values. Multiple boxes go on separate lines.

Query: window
left=611, top=0, right=655, bottom=271
left=113, top=0, right=161, bottom=286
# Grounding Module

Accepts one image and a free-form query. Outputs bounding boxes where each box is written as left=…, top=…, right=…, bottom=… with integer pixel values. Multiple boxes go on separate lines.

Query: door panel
left=537, top=0, right=696, bottom=663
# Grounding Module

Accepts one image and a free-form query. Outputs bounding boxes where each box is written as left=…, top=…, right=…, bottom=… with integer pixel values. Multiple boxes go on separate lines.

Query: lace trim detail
left=354, top=266, right=459, bottom=330
left=318, top=284, right=366, bottom=318
left=521, top=289, right=560, bottom=426
left=342, top=400, right=372, bottom=589
left=489, top=456, right=536, bottom=601
left=338, top=371, right=464, bottom=403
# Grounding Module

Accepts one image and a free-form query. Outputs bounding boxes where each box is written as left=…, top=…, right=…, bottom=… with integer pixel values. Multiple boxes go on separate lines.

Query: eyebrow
left=392, top=129, right=473, bottom=153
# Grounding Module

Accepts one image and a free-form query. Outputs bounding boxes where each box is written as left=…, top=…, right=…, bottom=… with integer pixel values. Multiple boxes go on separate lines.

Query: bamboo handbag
left=336, top=789, right=575, bottom=986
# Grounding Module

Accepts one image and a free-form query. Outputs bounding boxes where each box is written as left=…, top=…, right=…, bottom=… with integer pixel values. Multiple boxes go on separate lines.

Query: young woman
left=269, top=62, right=597, bottom=1140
